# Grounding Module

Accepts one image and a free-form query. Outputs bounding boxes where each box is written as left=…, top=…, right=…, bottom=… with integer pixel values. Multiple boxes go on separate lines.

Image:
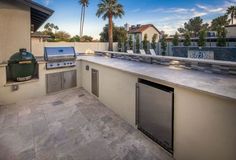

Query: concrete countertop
left=78, top=56, right=236, bottom=100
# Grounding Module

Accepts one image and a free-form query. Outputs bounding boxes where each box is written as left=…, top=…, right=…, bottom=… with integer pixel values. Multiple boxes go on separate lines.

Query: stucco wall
left=80, top=60, right=236, bottom=160
left=142, top=27, right=160, bottom=42
left=0, top=0, right=31, bottom=63
left=0, top=62, right=81, bottom=105
left=31, top=41, right=118, bottom=57
left=81, top=61, right=137, bottom=126
left=226, top=26, right=236, bottom=38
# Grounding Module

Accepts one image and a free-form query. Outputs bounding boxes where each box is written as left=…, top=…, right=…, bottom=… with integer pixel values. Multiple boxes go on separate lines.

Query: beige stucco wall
left=128, top=27, right=160, bottom=43
left=0, top=0, right=31, bottom=63
left=0, top=62, right=81, bottom=105
left=142, top=27, right=160, bottom=42
left=80, top=60, right=236, bottom=160
left=226, top=26, right=236, bottom=38
left=174, top=86, right=236, bottom=160
left=81, top=61, right=137, bottom=125
left=31, top=41, right=118, bottom=57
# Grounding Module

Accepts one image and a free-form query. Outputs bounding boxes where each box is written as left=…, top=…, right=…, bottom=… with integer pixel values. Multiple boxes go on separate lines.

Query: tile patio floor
left=0, top=88, right=173, bottom=160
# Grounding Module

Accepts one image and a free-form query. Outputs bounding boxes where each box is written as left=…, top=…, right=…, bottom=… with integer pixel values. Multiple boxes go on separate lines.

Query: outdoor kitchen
left=0, top=0, right=236, bottom=160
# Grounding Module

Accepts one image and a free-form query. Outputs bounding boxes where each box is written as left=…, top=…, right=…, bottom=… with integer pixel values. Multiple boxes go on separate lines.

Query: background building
left=127, top=24, right=161, bottom=42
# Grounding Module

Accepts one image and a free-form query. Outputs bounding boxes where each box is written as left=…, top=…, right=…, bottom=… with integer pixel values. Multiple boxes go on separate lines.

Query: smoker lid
left=9, top=48, right=36, bottom=63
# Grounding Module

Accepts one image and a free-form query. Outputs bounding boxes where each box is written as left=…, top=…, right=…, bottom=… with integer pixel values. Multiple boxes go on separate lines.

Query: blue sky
left=34, top=0, right=236, bottom=39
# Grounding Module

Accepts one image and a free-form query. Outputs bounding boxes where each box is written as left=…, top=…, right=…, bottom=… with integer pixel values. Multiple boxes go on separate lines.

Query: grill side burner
left=44, top=47, right=76, bottom=69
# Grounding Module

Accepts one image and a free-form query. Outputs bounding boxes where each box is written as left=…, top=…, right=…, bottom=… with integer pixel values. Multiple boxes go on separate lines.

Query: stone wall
left=96, top=51, right=236, bottom=75
left=172, top=47, right=236, bottom=62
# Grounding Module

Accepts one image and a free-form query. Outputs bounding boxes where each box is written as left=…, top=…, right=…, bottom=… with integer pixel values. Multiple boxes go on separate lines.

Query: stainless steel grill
left=44, top=47, right=76, bottom=69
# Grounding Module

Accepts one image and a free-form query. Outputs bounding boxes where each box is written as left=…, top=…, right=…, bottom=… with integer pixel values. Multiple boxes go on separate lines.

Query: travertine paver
left=0, top=88, right=173, bottom=160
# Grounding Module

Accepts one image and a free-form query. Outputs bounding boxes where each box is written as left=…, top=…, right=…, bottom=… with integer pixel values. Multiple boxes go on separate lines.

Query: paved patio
left=0, top=88, right=173, bottom=160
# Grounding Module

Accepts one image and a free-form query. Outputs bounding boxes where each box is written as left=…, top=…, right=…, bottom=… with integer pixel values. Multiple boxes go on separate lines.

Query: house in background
left=226, top=25, right=236, bottom=38
left=126, top=24, right=161, bottom=43
left=31, top=32, right=51, bottom=43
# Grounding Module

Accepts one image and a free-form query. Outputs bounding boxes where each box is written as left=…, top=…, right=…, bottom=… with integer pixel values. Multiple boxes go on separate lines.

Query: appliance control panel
left=46, top=61, right=76, bottom=69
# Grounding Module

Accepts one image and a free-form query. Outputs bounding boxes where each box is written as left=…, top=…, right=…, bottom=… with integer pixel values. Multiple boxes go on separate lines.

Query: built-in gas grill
left=44, top=47, right=76, bottom=69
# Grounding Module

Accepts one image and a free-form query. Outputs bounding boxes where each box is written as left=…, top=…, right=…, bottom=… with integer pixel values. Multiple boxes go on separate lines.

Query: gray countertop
left=78, top=56, right=236, bottom=100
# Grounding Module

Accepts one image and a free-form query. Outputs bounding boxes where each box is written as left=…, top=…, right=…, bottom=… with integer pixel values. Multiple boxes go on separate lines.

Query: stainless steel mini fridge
left=136, top=79, right=174, bottom=153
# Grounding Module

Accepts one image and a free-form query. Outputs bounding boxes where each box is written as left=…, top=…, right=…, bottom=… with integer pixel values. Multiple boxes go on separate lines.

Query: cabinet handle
left=135, top=83, right=139, bottom=125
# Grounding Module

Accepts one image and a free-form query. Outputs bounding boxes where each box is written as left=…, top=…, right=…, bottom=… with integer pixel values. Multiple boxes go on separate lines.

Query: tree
left=128, top=35, right=133, bottom=50
left=151, top=34, right=158, bottom=49
left=99, top=23, right=127, bottom=42
left=217, top=28, right=227, bottom=47
left=44, top=23, right=59, bottom=33
left=43, top=23, right=59, bottom=39
left=226, top=6, right=236, bottom=25
left=210, top=15, right=229, bottom=47
left=135, top=35, right=140, bottom=53
left=160, top=35, right=167, bottom=56
left=178, top=17, right=209, bottom=37
left=69, top=35, right=80, bottom=42
left=54, top=31, right=71, bottom=41
left=96, top=0, right=125, bottom=51
left=183, top=32, right=191, bottom=46
left=198, top=30, right=206, bottom=47
left=78, top=0, right=89, bottom=37
left=172, top=32, right=179, bottom=46
left=80, top=35, right=93, bottom=42
left=142, top=34, right=148, bottom=51
left=211, top=15, right=230, bottom=31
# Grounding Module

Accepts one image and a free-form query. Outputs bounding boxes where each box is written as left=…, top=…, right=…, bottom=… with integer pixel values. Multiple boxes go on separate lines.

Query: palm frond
left=96, top=0, right=124, bottom=20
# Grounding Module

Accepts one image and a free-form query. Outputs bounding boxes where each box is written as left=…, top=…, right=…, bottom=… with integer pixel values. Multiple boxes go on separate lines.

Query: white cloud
left=44, top=0, right=53, bottom=6
left=196, top=4, right=225, bottom=14
left=130, top=8, right=141, bottom=13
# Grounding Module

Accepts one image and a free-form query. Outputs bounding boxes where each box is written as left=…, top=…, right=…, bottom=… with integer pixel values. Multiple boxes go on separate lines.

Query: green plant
left=183, top=32, right=191, bottom=46
left=128, top=35, right=133, bottom=50
left=198, top=30, right=206, bottom=47
left=99, top=23, right=127, bottom=42
left=69, top=35, right=80, bottom=42
left=96, top=0, right=124, bottom=51
left=151, top=34, right=157, bottom=49
left=226, top=6, right=236, bottom=25
left=217, top=28, right=227, bottom=47
left=160, top=35, right=167, bottom=56
left=172, top=32, right=179, bottom=46
left=142, top=34, right=148, bottom=51
left=54, top=31, right=71, bottom=41
left=80, top=35, right=93, bottom=42
left=177, top=16, right=209, bottom=37
left=135, top=35, right=140, bottom=53
left=211, top=15, right=230, bottom=31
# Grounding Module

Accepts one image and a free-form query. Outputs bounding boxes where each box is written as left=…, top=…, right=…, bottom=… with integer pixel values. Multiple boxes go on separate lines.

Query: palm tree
left=226, top=6, right=236, bottom=25
left=79, top=0, right=89, bottom=37
left=96, top=0, right=124, bottom=51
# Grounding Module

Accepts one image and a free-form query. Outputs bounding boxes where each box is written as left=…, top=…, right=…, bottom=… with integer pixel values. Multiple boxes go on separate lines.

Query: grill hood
left=44, top=47, right=76, bottom=61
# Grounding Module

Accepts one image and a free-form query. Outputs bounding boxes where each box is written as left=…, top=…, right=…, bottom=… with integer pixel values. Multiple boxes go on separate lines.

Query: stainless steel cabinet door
left=63, top=70, right=77, bottom=89
left=46, top=72, right=62, bottom=93
left=137, top=82, right=173, bottom=153
left=91, top=69, right=99, bottom=97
